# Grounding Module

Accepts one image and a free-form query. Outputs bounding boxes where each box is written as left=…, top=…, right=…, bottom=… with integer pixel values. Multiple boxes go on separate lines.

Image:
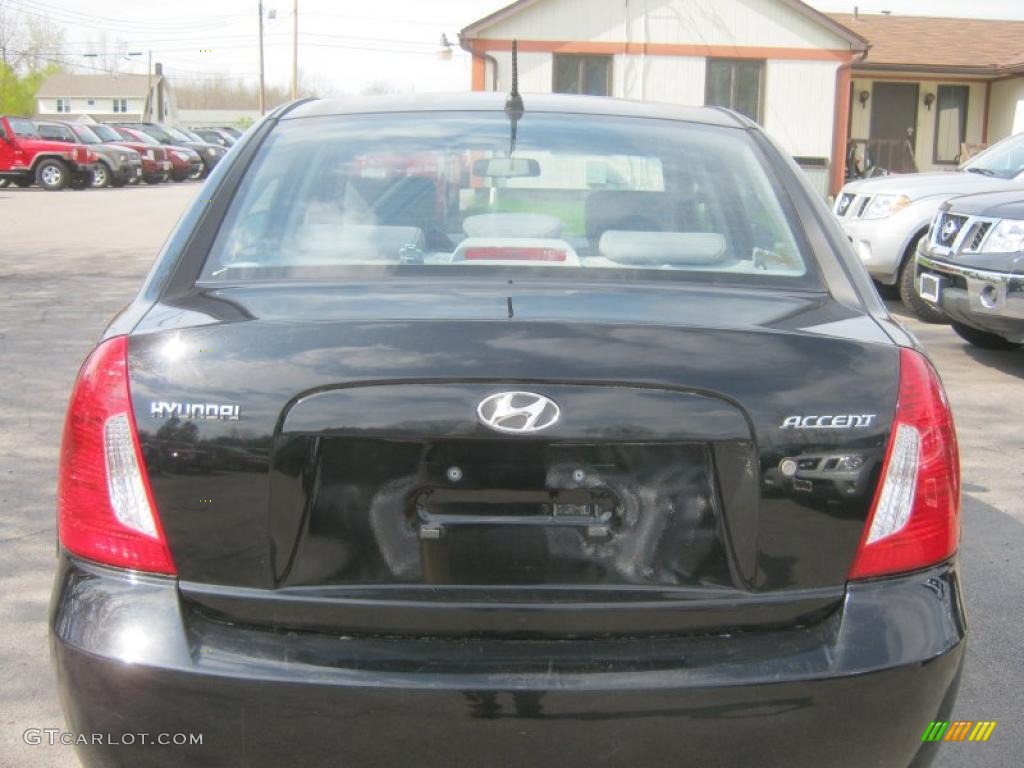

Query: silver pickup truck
left=917, top=190, right=1024, bottom=350
left=834, top=132, right=1024, bottom=321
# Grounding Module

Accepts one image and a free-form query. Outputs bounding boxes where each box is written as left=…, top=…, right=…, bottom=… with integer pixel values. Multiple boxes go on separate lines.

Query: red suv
left=113, top=126, right=202, bottom=182
left=90, top=123, right=172, bottom=184
left=0, top=115, right=98, bottom=190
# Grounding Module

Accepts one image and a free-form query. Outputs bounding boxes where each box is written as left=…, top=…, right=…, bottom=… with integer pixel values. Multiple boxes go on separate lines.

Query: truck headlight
left=981, top=218, right=1024, bottom=253
left=861, top=194, right=911, bottom=220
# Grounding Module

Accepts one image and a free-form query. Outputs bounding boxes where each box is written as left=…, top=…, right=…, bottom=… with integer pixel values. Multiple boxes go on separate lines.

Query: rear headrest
left=584, top=191, right=675, bottom=243
left=463, top=213, right=563, bottom=239
left=598, top=231, right=727, bottom=265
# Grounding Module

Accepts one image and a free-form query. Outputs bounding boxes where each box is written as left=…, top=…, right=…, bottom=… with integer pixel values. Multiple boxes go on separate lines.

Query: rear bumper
left=169, top=159, right=202, bottom=179
left=51, top=556, right=966, bottom=768
left=111, top=160, right=143, bottom=183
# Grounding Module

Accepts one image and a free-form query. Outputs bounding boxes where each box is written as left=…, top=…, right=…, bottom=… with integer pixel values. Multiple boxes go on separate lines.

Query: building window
left=933, top=85, right=969, bottom=164
left=112, top=98, right=128, bottom=113
left=553, top=54, right=612, bottom=96
left=55, top=98, right=70, bottom=113
left=705, top=59, right=765, bottom=123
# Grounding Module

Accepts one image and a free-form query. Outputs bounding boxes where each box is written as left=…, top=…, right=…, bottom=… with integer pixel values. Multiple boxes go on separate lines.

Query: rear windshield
left=201, top=111, right=816, bottom=288
left=9, top=118, right=38, bottom=137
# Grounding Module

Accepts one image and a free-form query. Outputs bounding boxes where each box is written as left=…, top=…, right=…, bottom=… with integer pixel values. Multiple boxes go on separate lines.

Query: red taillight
left=463, top=247, right=567, bottom=262
left=57, top=336, right=175, bottom=574
left=849, top=348, right=959, bottom=580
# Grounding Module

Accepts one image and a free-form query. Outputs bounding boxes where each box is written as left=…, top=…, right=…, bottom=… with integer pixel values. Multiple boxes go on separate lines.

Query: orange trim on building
left=471, top=38, right=854, bottom=62
left=831, top=63, right=853, bottom=196
left=982, top=80, right=992, bottom=143
left=471, top=53, right=486, bottom=91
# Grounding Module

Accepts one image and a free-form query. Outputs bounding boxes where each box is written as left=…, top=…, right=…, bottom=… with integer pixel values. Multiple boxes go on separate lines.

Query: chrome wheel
left=36, top=160, right=67, bottom=190
left=92, top=164, right=110, bottom=188
left=41, top=165, right=62, bottom=186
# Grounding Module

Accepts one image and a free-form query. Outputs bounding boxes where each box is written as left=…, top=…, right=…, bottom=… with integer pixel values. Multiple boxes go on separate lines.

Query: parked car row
left=833, top=131, right=1024, bottom=351
left=0, top=115, right=240, bottom=191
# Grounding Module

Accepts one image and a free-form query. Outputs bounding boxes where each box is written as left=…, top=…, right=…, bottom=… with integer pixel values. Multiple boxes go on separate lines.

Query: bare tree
left=0, top=0, right=65, bottom=114
left=360, top=79, right=405, bottom=96
left=79, top=32, right=130, bottom=74
left=0, top=1, right=66, bottom=74
left=175, top=69, right=330, bottom=110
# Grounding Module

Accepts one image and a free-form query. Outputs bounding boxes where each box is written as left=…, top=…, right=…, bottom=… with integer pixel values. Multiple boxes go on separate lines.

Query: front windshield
left=140, top=124, right=171, bottom=141
left=9, top=118, right=39, bottom=137
left=962, top=133, right=1024, bottom=179
left=202, top=111, right=816, bottom=290
left=166, top=127, right=192, bottom=142
left=91, top=124, right=121, bottom=142
left=70, top=125, right=101, bottom=144
left=119, top=127, right=160, bottom=146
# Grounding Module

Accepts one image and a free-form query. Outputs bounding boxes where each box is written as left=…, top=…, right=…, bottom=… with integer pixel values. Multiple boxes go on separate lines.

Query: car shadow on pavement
left=962, top=344, right=1024, bottom=377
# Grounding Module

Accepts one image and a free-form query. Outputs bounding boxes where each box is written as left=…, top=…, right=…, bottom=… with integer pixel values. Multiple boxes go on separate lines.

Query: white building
left=460, top=0, right=1024, bottom=196
left=35, top=72, right=175, bottom=124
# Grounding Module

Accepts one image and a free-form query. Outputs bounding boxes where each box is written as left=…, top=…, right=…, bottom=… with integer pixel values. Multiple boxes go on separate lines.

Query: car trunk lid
left=129, top=282, right=896, bottom=636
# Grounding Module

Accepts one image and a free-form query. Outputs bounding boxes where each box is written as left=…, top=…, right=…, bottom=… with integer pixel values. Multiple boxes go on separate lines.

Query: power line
left=8, top=0, right=250, bottom=34
left=52, top=33, right=293, bottom=49
left=300, top=10, right=464, bottom=27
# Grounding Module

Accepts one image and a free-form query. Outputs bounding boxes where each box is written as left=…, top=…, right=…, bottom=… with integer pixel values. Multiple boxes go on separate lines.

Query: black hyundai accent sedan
left=52, top=93, right=964, bottom=768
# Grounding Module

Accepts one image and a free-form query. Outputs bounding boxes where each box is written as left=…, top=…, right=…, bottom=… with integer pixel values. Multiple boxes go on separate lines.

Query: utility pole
left=258, top=0, right=266, bottom=115
left=147, top=50, right=152, bottom=120
left=290, top=0, right=298, bottom=100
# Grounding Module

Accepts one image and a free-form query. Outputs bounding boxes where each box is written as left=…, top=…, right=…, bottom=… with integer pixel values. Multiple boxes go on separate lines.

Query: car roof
left=284, top=92, right=747, bottom=128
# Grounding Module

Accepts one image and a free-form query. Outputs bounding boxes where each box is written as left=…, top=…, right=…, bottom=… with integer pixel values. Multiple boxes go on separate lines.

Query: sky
left=13, top=0, right=1024, bottom=96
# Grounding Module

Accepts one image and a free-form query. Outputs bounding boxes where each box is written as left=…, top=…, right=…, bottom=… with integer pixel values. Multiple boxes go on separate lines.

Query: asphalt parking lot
left=1, top=183, right=1021, bottom=767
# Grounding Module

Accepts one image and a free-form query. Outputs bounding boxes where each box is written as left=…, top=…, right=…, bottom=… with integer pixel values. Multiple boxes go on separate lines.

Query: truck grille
left=935, top=213, right=968, bottom=248
left=928, top=213, right=997, bottom=254
left=965, top=221, right=993, bottom=252
left=835, top=193, right=855, bottom=217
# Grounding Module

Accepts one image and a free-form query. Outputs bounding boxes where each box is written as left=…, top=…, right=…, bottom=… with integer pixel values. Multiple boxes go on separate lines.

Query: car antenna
left=504, top=39, right=524, bottom=156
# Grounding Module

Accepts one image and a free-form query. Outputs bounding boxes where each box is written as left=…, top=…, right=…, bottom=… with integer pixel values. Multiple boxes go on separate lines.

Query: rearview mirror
left=472, top=157, right=540, bottom=178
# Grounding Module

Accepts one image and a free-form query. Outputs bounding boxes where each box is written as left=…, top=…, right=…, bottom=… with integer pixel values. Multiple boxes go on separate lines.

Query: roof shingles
left=829, top=13, right=1024, bottom=72
left=36, top=74, right=158, bottom=99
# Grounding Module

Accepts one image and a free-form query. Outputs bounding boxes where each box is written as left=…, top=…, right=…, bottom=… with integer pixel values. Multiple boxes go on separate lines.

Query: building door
left=933, top=85, right=969, bottom=164
left=870, top=82, right=919, bottom=172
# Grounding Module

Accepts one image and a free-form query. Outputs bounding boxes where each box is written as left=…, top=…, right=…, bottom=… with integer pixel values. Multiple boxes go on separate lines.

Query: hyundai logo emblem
left=477, top=391, right=560, bottom=434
